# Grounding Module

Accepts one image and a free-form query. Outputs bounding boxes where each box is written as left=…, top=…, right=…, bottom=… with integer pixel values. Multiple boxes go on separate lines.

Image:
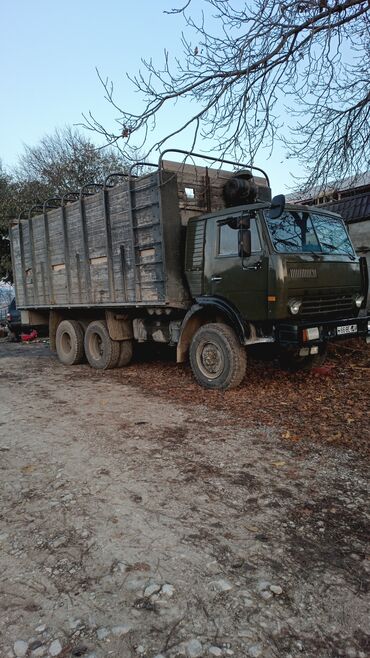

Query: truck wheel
left=84, top=320, right=120, bottom=370
left=279, top=345, right=327, bottom=371
left=117, top=339, right=133, bottom=368
left=189, top=323, right=246, bottom=390
left=56, top=320, right=85, bottom=366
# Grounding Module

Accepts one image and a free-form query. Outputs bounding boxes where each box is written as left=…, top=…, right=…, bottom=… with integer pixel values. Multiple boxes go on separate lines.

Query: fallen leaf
left=21, top=464, right=36, bottom=474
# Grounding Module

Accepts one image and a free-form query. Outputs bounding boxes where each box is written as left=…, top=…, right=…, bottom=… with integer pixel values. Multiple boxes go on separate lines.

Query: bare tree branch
left=85, top=0, right=370, bottom=191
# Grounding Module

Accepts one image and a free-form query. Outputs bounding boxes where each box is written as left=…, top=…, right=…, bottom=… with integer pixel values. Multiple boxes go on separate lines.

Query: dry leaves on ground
left=117, top=339, right=370, bottom=456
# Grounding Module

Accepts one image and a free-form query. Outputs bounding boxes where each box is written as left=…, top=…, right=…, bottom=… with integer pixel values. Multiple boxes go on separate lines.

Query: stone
left=209, top=647, right=223, bottom=656
left=238, top=630, right=254, bottom=639
left=49, top=640, right=63, bottom=656
left=206, top=560, right=221, bottom=575
left=96, top=628, right=110, bottom=640
left=144, top=583, right=160, bottom=597
left=248, top=645, right=263, bottom=657
left=29, top=640, right=43, bottom=650
left=14, top=641, right=28, bottom=657
left=270, top=585, right=283, bottom=595
left=31, top=648, right=47, bottom=657
left=52, top=536, right=66, bottom=548
left=161, top=584, right=175, bottom=597
left=69, top=619, right=83, bottom=630
left=260, top=590, right=273, bottom=600
left=209, top=579, right=233, bottom=592
left=256, top=580, right=271, bottom=592
left=136, top=647, right=145, bottom=654
left=35, top=625, right=47, bottom=633
left=111, top=624, right=131, bottom=636
left=186, top=639, right=203, bottom=657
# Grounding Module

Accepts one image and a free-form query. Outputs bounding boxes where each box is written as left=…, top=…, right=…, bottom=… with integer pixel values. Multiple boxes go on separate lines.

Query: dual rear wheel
left=55, top=319, right=247, bottom=390
left=55, top=319, right=133, bottom=370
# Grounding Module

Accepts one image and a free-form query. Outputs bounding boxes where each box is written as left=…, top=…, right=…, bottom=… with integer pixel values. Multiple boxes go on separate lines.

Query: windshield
left=264, top=210, right=355, bottom=258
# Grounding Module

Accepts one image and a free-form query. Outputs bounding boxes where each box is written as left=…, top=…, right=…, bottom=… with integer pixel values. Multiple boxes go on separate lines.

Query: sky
left=0, top=0, right=296, bottom=194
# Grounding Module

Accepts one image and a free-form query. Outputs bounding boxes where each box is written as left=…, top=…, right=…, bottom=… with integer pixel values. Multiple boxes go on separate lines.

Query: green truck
left=10, top=150, right=369, bottom=389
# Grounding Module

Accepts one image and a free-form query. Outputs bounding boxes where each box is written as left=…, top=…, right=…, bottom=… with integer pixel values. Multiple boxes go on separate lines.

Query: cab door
left=204, top=211, right=268, bottom=321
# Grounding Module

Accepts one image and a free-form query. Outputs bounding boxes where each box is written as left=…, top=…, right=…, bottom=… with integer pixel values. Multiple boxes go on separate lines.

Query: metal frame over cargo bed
left=10, top=152, right=270, bottom=312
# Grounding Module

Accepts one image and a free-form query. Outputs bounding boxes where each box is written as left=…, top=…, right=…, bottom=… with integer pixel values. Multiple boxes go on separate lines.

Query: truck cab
left=183, top=196, right=369, bottom=385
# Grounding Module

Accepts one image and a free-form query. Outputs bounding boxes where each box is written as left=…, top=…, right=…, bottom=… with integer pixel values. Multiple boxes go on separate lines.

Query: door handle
left=211, top=275, right=223, bottom=282
left=243, top=260, right=262, bottom=271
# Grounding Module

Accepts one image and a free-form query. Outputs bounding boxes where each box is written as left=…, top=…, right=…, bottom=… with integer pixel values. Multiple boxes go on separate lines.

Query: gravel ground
left=0, top=341, right=369, bottom=658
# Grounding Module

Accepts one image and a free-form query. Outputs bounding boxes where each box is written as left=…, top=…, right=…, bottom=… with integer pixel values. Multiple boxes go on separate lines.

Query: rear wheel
left=84, top=320, right=120, bottom=370
left=117, top=339, right=133, bottom=368
left=189, top=323, right=246, bottom=390
left=56, top=320, right=85, bottom=365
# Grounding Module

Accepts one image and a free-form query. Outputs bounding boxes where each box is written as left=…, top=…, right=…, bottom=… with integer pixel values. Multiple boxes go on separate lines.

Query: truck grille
left=300, top=293, right=354, bottom=318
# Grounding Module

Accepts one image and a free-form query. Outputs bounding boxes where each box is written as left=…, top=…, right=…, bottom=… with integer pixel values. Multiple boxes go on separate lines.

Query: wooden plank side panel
left=108, top=184, right=135, bottom=302
left=33, top=215, right=48, bottom=304
left=65, top=203, right=84, bottom=305
left=159, top=171, right=190, bottom=305
left=131, top=174, right=164, bottom=303
left=84, top=194, right=110, bottom=304
left=47, top=208, right=68, bottom=305
left=20, top=220, right=36, bottom=306
left=10, top=225, right=25, bottom=307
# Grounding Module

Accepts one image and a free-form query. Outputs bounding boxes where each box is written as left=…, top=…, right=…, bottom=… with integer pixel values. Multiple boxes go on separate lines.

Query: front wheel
left=189, top=323, right=246, bottom=390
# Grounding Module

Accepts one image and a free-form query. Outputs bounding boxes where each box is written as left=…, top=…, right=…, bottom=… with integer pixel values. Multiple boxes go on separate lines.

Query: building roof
left=289, top=171, right=370, bottom=203
left=320, top=192, right=370, bottom=224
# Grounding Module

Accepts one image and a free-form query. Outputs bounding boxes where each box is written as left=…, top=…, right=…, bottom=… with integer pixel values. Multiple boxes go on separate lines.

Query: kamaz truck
left=9, top=150, right=370, bottom=389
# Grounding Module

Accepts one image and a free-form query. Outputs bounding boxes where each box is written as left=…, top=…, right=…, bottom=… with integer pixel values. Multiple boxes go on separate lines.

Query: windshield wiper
left=320, top=241, right=355, bottom=260
left=305, top=249, right=320, bottom=260
left=274, top=237, right=299, bottom=248
left=274, top=237, right=320, bottom=258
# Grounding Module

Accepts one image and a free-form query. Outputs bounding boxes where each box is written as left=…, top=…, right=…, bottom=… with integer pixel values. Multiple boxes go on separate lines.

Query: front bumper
left=275, top=315, right=370, bottom=347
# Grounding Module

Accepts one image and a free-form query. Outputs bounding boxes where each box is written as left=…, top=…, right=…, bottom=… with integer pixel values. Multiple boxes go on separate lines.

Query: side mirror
left=269, top=194, right=286, bottom=219
left=239, top=228, right=251, bottom=258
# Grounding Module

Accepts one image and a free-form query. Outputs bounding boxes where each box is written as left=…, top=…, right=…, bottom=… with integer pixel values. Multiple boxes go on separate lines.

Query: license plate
left=337, top=324, right=357, bottom=335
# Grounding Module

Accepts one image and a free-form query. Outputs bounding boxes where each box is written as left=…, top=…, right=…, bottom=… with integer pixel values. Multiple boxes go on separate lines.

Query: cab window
left=218, top=218, right=261, bottom=256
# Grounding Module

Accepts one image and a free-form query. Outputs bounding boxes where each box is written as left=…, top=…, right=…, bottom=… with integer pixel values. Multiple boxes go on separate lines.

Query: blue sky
left=0, top=0, right=295, bottom=193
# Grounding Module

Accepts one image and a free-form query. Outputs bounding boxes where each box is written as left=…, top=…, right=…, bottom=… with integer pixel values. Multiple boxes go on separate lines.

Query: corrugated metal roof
left=320, top=192, right=370, bottom=224
left=289, top=171, right=370, bottom=203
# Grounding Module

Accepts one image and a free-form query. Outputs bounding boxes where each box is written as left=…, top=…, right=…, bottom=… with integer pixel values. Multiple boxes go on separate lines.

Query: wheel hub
left=197, top=341, right=224, bottom=379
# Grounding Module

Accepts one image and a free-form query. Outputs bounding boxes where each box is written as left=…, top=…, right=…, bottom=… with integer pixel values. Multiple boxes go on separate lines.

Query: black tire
left=84, top=320, right=120, bottom=370
left=189, top=323, right=247, bottom=390
left=117, top=339, right=133, bottom=368
left=56, top=320, right=85, bottom=366
left=279, top=345, right=327, bottom=372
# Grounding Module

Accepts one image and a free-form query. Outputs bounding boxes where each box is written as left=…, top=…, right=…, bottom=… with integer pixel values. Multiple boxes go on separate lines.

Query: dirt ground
left=0, top=341, right=369, bottom=658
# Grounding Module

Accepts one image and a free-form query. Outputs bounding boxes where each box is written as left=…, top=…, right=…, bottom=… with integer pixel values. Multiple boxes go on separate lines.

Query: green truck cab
left=183, top=194, right=369, bottom=387
left=10, top=150, right=369, bottom=390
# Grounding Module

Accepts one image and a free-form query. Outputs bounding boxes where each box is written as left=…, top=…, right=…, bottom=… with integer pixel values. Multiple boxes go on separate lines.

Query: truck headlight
left=354, top=294, right=364, bottom=308
left=288, top=298, right=302, bottom=315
